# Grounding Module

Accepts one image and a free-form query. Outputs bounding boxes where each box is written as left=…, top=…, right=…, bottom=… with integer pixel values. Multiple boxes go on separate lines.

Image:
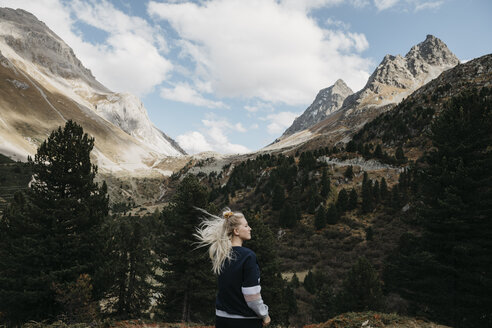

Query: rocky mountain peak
left=281, top=79, right=353, bottom=137
left=332, top=78, right=352, bottom=93
left=405, top=34, right=459, bottom=67
left=0, top=7, right=108, bottom=91
left=0, top=7, right=186, bottom=172
left=344, top=35, right=459, bottom=110
left=267, top=35, right=461, bottom=152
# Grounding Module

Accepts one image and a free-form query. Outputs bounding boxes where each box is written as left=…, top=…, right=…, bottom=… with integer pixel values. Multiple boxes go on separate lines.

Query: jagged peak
left=0, top=7, right=108, bottom=91
left=334, top=78, right=347, bottom=86
left=317, top=79, right=353, bottom=96
left=405, top=34, right=459, bottom=65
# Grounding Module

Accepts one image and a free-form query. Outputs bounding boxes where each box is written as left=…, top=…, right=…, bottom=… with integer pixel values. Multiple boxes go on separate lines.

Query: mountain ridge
left=282, top=79, right=353, bottom=137
left=269, top=35, right=460, bottom=152
left=0, top=7, right=185, bottom=174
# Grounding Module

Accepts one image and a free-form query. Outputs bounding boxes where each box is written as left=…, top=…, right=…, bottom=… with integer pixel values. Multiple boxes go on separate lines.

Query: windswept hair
left=194, top=207, right=245, bottom=275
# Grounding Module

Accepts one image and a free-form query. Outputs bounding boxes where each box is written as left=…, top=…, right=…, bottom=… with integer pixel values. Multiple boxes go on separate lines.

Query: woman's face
left=235, top=217, right=252, bottom=241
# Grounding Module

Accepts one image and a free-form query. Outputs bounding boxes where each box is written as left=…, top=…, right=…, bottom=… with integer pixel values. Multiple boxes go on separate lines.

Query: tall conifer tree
left=336, top=257, right=383, bottom=314
left=348, top=188, right=358, bottom=210
left=103, top=215, right=156, bottom=318
left=361, top=172, right=373, bottom=213
left=155, top=175, right=215, bottom=323
left=0, top=120, right=108, bottom=324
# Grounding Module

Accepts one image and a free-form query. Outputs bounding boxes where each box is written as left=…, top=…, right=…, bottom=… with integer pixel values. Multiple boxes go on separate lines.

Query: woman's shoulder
left=234, top=246, right=257, bottom=259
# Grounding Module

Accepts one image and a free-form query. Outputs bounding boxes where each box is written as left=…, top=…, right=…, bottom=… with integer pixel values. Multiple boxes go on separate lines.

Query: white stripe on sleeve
left=241, top=285, right=261, bottom=295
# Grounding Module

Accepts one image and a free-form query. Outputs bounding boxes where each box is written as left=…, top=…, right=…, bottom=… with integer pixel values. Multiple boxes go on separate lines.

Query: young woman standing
left=195, top=208, right=271, bottom=328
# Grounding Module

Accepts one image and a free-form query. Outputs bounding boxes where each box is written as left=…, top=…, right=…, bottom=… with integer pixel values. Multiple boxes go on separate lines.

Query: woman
left=195, top=208, right=271, bottom=328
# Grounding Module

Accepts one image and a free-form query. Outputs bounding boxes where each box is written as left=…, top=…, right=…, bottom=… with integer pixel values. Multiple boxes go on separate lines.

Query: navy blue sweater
left=216, top=246, right=266, bottom=318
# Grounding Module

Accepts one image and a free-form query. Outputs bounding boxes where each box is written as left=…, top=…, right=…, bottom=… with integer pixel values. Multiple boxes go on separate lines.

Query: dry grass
left=302, top=312, right=451, bottom=328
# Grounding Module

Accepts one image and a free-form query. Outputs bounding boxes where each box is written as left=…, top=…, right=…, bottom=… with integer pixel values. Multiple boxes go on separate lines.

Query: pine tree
left=390, top=185, right=401, bottom=209
left=337, top=189, right=348, bottom=212
left=155, top=175, right=215, bottom=323
left=343, top=165, right=354, bottom=180
left=0, top=121, right=108, bottom=325
left=320, top=167, right=331, bottom=198
left=307, top=187, right=321, bottom=214
left=303, top=270, right=316, bottom=294
left=345, top=140, right=356, bottom=152
left=380, top=177, right=389, bottom=200
left=361, top=172, right=373, bottom=213
left=395, top=146, right=406, bottom=163
left=279, top=202, right=297, bottom=228
left=314, top=205, right=326, bottom=230
left=336, top=257, right=383, bottom=313
left=373, top=180, right=380, bottom=204
left=272, top=183, right=286, bottom=210
left=326, top=204, right=339, bottom=225
left=103, top=214, right=156, bottom=318
left=312, top=285, right=335, bottom=323
left=246, top=212, right=291, bottom=326
left=374, top=144, right=383, bottom=158
left=290, top=273, right=300, bottom=289
left=348, top=188, right=358, bottom=210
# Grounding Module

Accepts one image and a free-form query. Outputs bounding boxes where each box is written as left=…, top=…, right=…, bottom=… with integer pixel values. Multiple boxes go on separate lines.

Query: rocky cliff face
left=352, top=53, right=492, bottom=156
left=0, top=8, right=107, bottom=91
left=282, top=79, right=353, bottom=137
left=267, top=35, right=460, bottom=152
left=343, top=35, right=460, bottom=112
left=0, top=7, right=185, bottom=174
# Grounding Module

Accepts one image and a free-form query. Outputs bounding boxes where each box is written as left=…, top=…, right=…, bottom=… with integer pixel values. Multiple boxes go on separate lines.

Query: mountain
left=0, top=8, right=185, bottom=174
left=353, top=53, right=492, bottom=157
left=268, top=35, right=460, bottom=152
left=281, top=79, right=353, bottom=137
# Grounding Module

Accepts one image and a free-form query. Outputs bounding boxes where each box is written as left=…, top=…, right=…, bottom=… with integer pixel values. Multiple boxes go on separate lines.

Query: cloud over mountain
left=148, top=0, right=372, bottom=106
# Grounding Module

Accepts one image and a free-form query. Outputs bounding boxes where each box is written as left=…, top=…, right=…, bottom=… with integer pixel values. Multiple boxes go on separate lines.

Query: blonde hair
left=194, top=207, right=245, bottom=275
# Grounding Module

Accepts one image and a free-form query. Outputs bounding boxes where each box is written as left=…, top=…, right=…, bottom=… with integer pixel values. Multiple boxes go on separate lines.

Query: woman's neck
left=231, top=236, right=243, bottom=247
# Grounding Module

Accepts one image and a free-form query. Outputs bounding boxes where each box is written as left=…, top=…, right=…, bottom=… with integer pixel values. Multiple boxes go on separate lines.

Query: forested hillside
left=172, top=86, right=491, bottom=327
left=0, top=63, right=490, bottom=327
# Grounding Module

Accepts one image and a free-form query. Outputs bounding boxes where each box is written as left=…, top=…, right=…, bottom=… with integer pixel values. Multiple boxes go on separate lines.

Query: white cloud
left=70, top=0, right=159, bottom=47
left=279, top=0, right=344, bottom=12
left=177, top=116, right=250, bottom=154
left=160, top=83, right=227, bottom=108
left=234, top=123, right=247, bottom=132
left=244, top=105, right=259, bottom=113
left=374, top=0, right=399, bottom=11
left=244, top=101, right=275, bottom=113
left=262, top=111, right=300, bottom=135
left=325, top=17, right=351, bottom=30
left=77, top=32, right=172, bottom=95
left=148, top=0, right=372, bottom=105
left=373, top=0, right=445, bottom=12
left=176, top=131, right=212, bottom=154
left=414, top=1, right=444, bottom=11
left=324, top=30, right=369, bottom=53
left=351, top=0, right=371, bottom=7
left=0, top=0, right=172, bottom=96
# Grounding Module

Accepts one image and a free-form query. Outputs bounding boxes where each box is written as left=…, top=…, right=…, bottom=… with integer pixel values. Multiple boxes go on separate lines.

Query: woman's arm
left=242, top=253, right=269, bottom=319
left=242, top=285, right=269, bottom=318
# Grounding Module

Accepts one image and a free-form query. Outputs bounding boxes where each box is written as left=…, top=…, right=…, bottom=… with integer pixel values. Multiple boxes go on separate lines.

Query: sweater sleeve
left=241, top=252, right=269, bottom=318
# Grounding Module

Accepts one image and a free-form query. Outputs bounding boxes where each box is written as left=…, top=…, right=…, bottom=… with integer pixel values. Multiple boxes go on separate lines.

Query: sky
left=1, top=0, right=491, bottom=155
